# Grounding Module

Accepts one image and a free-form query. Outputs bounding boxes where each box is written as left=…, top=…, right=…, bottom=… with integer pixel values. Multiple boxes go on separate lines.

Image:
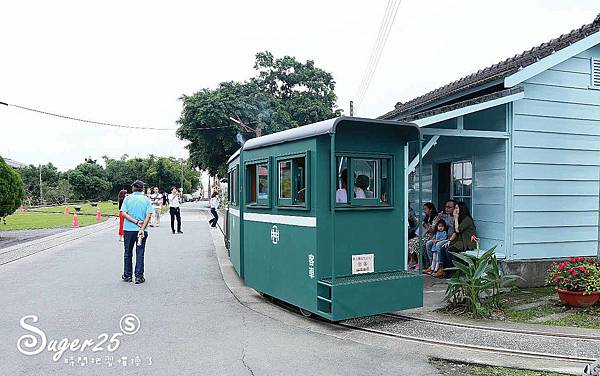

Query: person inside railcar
left=354, top=174, right=371, bottom=198
left=336, top=169, right=348, bottom=204
left=434, top=201, right=477, bottom=278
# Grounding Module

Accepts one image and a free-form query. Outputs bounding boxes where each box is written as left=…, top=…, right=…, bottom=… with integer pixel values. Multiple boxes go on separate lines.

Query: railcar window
left=335, top=155, right=392, bottom=207
left=257, top=163, right=269, bottom=201
left=380, top=159, right=389, bottom=204
left=353, top=159, right=377, bottom=199
left=246, top=164, right=257, bottom=203
left=294, top=157, right=306, bottom=204
left=279, top=161, right=292, bottom=199
left=277, top=155, right=308, bottom=207
left=246, top=162, right=269, bottom=206
left=335, top=157, right=349, bottom=204
left=228, top=168, right=238, bottom=205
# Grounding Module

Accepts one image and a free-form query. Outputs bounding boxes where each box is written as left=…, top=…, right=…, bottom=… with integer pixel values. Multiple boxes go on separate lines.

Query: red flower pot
left=557, top=289, right=600, bottom=307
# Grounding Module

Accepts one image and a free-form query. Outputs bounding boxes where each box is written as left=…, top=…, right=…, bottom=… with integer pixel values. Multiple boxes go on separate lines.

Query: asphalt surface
left=0, top=203, right=439, bottom=376
left=0, top=228, right=68, bottom=250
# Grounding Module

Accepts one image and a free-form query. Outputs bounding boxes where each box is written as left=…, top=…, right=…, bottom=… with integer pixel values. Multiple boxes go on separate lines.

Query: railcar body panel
left=225, top=117, right=423, bottom=321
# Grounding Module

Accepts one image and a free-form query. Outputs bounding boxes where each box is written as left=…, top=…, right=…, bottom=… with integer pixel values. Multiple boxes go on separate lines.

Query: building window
left=336, top=155, right=392, bottom=207
left=451, top=161, right=472, bottom=210
left=277, top=154, right=307, bottom=207
left=246, top=161, right=269, bottom=206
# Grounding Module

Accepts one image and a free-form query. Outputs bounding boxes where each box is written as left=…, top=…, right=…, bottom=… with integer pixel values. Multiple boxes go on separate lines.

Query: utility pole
left=39, top=164, right=43, bottom=204
left=350, top=101, right=354, bottom=117
left=229, top=116, right=261, bottom=137
left=180, top=159, right=184, bottom=194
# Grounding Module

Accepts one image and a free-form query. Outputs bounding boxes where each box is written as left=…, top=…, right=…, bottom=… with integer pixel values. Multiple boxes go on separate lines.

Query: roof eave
left=505, top=30, right=600, bottom=87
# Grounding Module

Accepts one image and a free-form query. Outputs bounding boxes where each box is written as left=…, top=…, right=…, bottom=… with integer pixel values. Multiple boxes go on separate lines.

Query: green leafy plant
left=444, top=239, right=522, bottom=317
left=545, top=257, right=600, bottom=295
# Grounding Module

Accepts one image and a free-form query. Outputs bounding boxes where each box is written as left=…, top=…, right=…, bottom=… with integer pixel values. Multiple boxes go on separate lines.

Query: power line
left=0, top=101, right=176, bottom=131
left=0, top=101, right=237, bottom=132
left=356, top=0, right=401, bottom=109
left=354, top=0, right=402, bottom=112
left=356, top=0, right=401, bottom=107
left=354, top=1, right=394, bottom=103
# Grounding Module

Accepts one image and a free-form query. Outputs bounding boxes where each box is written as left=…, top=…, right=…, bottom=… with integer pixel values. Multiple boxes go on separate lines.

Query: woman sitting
left=433, top=201, right=476, bottom=278
left=407, top=202, right=438, bottom=270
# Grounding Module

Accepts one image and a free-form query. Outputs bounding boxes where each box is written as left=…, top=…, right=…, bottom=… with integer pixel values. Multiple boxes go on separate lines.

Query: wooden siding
left=513, top=51, right=600, bottom=259
left=408, top=129, right=507, bottom=253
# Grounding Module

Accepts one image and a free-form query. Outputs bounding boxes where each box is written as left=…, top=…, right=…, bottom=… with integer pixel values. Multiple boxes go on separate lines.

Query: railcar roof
left=241, top=116, right=417, bottom=151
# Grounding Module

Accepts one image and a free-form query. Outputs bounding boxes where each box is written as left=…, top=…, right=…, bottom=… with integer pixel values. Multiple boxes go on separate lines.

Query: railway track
left=385, top=312, right=600, bottom=341
left=268, top=297, right=597, bottom=364
left=339, top=318, right=598, bottom=364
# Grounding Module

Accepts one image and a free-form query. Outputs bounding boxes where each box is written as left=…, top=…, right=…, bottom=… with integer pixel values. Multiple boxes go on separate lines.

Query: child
left=423, top=219, right=448, bottom=274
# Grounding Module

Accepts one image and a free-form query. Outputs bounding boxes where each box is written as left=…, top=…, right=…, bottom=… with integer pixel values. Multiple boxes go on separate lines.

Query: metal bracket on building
left=407, top=135, right=439, bottom=173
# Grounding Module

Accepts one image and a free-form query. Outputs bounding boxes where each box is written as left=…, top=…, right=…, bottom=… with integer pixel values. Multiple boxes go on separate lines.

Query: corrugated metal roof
left=380, top=13, right=600, bottom=120
left=241, top=116, right=418, bottom=151
left=4, top=157, right=27, bottom=169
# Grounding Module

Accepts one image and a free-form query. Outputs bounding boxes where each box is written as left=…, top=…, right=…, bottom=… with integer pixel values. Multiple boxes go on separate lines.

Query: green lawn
left=0, top=211, right=107, bottom=230
left=34, top=201, right=120, bottom=216
left=430, top=358, right=567, bottom=376
left=498, top=287, right=600, bottom=329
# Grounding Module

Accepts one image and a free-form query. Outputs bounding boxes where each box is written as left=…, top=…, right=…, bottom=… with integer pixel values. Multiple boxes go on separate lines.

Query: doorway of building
left=437, top=162, right=451, bottom=209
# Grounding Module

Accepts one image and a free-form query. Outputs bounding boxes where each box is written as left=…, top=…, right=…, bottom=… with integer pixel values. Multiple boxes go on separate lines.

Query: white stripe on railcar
left=243, top=212, right=316, bottom=227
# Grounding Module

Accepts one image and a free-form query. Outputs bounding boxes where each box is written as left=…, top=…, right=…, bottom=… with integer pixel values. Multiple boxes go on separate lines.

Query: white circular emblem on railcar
left=271, top=225, right=279, bottom=245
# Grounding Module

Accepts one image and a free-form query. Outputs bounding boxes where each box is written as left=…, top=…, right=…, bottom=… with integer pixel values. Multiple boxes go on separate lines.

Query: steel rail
left=337, top=321, right=597, bottom=364
left=267, top=297, right=597, bottom=364
left=383, top=313, right=600, bottom=341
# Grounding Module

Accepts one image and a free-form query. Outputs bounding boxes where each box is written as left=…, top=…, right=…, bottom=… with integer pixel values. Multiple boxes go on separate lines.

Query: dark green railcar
left=226, top=116, right=423, bottom=321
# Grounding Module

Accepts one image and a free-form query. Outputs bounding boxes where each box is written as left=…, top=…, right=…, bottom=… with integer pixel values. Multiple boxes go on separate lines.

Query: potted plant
left=546, top=257, right=600, bottom=307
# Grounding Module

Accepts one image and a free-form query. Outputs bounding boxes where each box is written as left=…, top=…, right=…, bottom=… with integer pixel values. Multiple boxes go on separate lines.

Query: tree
left=103, top=156, right=199, bottom=196
left=177, top=51, right=341, bottom=176
left=68, top=161, right=112, bottom=200
left=0, top=156, right=25, bottom=218
left=18, top=163, right=60, bottom=205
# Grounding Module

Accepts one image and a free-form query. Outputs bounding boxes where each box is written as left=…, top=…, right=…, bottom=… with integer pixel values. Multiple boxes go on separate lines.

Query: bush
left=0, top=156, right=25, bottom=218
left=545, top=257, right=600, bottom=295
left=444, top=245, right=522, bottom=317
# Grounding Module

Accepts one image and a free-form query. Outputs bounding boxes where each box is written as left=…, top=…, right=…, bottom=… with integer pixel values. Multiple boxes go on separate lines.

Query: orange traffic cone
left=64, top=206, right=69, bottom=215
left=96, top=208, right=101, bottom=222
left=71, top=213, right=79, bottom=228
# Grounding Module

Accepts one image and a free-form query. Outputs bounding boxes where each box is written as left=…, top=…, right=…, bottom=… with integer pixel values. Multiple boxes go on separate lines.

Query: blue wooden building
left=379, top=14, right=600, bottom=275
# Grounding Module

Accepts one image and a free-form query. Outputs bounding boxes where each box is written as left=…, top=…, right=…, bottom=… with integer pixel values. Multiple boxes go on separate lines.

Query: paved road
left=0, top=203, right=438, bottom=375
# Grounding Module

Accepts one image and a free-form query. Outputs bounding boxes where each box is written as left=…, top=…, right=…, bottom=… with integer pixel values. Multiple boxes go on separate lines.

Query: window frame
left=450, top=160, right=473, bottom=212
left=244, top=158, right=271, bottom=208
left=276, top=151, right=310, bottom=210
left=227, top=166, right=239, bottom=207
left=335, top=152, right=394, bottom=209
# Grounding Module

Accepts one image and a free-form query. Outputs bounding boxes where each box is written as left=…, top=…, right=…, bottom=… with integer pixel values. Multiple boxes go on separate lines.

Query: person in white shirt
left=168, top=186, right=183, bottom=234
left=336, top=169, right=348, bottom=204
left=149, top=187, right=162, bottom=227
left=209, top=191, right=220, bottom=228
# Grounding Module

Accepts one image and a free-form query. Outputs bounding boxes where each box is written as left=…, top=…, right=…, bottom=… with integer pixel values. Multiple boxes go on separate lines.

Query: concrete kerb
left=0, top=218, right=117, bottom=265
left=204, top=210, right=589, bottom=375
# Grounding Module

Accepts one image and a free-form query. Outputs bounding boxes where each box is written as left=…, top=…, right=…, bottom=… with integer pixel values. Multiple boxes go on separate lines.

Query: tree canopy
left=177, top=51, right=340, bottom=176
left=0, top=156, right=25, bottom=218
left=17, top=155, right=200, bottom=204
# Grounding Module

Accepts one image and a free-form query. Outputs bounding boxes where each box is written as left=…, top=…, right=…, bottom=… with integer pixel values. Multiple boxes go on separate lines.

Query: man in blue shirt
left=120, top=180, right=154, bottom=284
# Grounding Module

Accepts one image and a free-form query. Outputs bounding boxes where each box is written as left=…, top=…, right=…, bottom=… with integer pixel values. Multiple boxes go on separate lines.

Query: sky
left=1, top=0, right=599, bottom=171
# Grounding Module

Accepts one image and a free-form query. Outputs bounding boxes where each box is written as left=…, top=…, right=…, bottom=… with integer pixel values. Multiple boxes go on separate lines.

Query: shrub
left=444, top=243, right=522, bottom=317
left=545, top=257, right=600, bottom=295
left=0, top=156, right=25, bottom=218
